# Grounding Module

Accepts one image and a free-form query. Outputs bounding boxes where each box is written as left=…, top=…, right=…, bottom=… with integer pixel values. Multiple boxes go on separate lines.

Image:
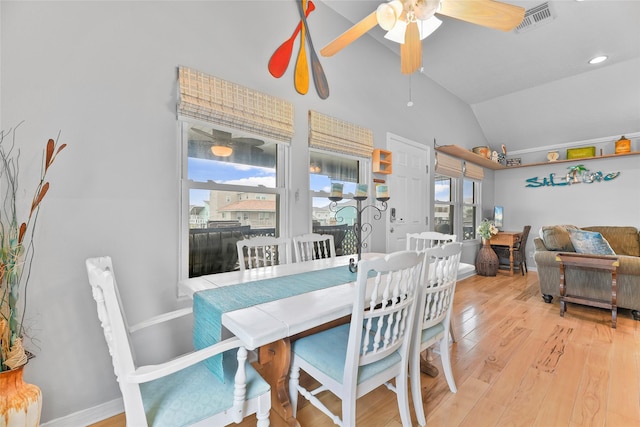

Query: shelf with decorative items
left=435, top=144, right=640, bottom=170
left=372, top=148, right=392, bottom=174
left=435, top=145, right=506, bottom=170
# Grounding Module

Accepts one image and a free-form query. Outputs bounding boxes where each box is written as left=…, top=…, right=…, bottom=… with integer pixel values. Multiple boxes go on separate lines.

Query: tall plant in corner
left=0, top=123, right=66, bottom=371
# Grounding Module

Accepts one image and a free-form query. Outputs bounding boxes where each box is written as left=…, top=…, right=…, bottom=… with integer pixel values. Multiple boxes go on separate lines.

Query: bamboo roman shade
left=434, top=152, right=462, bottom=177
left=177, top=66, right=294, bottom=143
left=308, top=110, right=373, bottom=158
left=464, top=161, right=484, bottom=180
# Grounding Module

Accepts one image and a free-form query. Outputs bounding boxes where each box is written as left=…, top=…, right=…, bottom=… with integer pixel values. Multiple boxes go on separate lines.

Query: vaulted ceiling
left=322, top=0, right=640, bottom=152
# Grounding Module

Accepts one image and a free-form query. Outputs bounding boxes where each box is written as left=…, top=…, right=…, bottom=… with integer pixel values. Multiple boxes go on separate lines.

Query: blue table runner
left=193, top=266, right=360, bottom=381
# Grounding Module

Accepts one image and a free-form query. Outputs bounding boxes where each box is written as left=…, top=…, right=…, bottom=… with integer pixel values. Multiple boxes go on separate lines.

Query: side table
left=556, top=253, right=620, bottom=328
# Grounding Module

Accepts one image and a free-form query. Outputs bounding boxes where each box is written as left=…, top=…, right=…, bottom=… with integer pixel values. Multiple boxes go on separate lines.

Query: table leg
left=611, top=269, right=618, bottom=329
left=256, top=339, right=300, bottom=427
left=509, top=246, right=515, bottom=275
left=559, top=263, right=566, bottom=317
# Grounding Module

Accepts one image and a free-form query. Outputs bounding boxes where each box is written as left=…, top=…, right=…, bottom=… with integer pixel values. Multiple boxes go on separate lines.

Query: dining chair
left=85, top=256, right=271, bottom=427
left=236, top=235, right=292, bottom=271
left=292, top=233, right=336, bottom=262
left=406, top=231, right=459, bottom=374
left=288, top=250, right=426, bottom=427
left=410, top=242, right=462, bottom=427
left=493, top=225, right=531, bottom=275
left=406, top=231, right=457, bottom=252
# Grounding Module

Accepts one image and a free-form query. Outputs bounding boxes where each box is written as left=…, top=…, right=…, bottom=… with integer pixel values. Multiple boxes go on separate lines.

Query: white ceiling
left=322, top=0, right=640, bottom=152
left=322, top=0, right=640, bottom=104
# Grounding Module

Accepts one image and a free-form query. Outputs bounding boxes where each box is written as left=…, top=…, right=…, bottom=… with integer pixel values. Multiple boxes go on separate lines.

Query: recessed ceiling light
left=588, top=55, right=608, bottom=65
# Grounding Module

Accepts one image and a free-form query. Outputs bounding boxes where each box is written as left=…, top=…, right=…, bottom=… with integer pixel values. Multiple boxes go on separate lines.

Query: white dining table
left=179, top=254, right=380, bottom=426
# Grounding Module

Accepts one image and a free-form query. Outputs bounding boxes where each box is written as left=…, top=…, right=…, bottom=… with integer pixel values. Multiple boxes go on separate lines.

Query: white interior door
left=385, top=133, right=430, bottom=252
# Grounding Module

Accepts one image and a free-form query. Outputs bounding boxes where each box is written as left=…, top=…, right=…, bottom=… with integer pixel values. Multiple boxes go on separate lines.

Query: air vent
left=514, top=2, right=555, bottom=33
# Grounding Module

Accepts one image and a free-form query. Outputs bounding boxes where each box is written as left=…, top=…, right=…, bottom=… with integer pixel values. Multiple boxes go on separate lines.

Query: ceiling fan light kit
left=376, top=0, right=403, bottom=31
left=211, top=145, right=233, bottom=157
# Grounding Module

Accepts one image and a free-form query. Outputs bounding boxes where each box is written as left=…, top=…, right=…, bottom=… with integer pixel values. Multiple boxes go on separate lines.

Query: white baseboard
left=41, top=398, right=123, bottom=427
left=457, top=262, right=476, bottom=280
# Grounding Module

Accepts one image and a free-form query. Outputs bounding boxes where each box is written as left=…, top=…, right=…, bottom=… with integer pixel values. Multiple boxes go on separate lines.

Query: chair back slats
left=237, top=236, right=291, bottom=271
left=419, top=243, right=462, bottom=332
left=349, top=251, right=425, bottom=369
left=86, top=256, right=272, bottom=426
left=406, top=231, right=457, bottom=252
left=293, top=233, right=336, bottom=262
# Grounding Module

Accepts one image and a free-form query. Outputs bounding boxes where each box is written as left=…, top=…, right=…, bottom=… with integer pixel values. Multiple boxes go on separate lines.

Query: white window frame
left=434, top=173, right=482, bottom=241
left=462, top=178, right=481, bottom=241
left=178, top=120, right=289, bottom=287
left=308, top=148, right=371, bottom=229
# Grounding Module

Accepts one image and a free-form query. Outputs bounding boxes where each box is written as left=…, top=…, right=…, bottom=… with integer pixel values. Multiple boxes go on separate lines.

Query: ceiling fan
left=320, top=0, right=526, bottom=74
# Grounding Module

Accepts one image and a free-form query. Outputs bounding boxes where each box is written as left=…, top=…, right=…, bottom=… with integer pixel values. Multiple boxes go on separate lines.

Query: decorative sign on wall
left=526, top=164, right=620, bottom=188
left=267, top=0, right=329, bottom=99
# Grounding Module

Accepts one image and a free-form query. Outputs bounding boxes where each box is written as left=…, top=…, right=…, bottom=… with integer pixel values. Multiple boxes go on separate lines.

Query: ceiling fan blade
left=438, top=0, right=525, bottom=31
left=400, top=21, right=421, bottom=75
left=320, top=10, right=378, bottom=57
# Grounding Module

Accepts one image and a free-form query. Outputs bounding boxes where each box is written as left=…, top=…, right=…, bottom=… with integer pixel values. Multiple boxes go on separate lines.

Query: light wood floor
left=90, top=271, right=640, bottom=427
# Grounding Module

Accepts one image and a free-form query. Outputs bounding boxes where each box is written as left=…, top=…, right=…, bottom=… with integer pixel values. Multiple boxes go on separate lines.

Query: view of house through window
left=309, top=150, right=362, bottom=256
left=434, top=174, right=454, bottom=236
left=463, top=179, right=479, bottom=240
left=434, top=173, right=481, bottom=241
left=183, top=122, right=284, bottom=277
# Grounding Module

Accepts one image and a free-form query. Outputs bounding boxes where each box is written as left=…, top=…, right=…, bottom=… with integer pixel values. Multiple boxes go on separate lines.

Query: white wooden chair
left=406, top=231, right=457, bottom=252
left=288, top=250, right=426, bottom=427
left=293, top=233, right=336, bottom=262
left=85, top=256, right=271, bottom=427
left=410, top=242, right=462, bottom=427
left=406, top=231, right=459, bottom=375
left=236, top=236, right=291, bottom=271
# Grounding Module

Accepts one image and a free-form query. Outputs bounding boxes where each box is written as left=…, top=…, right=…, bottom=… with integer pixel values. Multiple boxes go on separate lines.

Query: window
left=309, top=150, right=368, bottom=256
left=434, top=174, right=455, bottom=236
left=434, top=173, right=481, bottom=241
left=462, top=179, right=479, bottom=240
left=181, top=121, right=287, bottom=278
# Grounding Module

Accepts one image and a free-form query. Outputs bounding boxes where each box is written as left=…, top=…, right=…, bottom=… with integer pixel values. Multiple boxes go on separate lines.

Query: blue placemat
left=193, top=266, right=361, bottom=382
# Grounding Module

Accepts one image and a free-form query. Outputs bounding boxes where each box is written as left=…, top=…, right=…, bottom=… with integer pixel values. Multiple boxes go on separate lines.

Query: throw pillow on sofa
left=539, top=225, right=579, bottom=251
left=567, top=229, right=616, bottom=255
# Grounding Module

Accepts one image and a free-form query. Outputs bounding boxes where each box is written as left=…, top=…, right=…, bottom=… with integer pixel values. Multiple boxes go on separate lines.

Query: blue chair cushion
left=292, top=323, right=401, bottom=385
left=420, top=322, right=445, bottom=343
left=141, top=348, right=269, bottom=427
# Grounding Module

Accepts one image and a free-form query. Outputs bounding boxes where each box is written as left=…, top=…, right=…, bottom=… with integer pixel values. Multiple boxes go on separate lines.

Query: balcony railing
left=188, top=224, right=357, bottom=277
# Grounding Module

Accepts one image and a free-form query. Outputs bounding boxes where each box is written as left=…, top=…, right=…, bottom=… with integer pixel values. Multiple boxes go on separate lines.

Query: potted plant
left=477, top=219, right=499, bottom=244
left=0, top=123, right=66, bottom=425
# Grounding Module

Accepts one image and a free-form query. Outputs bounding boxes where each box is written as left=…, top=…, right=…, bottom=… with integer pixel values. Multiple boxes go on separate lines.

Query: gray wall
left=2, top=1, right=637, bottom=424
left=1, top=2, right=488, bottom=423
left=494, top=154, right=640, bottom=270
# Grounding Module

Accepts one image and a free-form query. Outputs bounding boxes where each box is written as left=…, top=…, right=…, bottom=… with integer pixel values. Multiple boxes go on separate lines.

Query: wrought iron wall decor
left=526, top=164, right=620, bottom=188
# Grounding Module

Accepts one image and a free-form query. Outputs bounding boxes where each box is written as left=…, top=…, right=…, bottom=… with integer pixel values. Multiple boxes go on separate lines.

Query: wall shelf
left=372, top=149, right=392, bottom=174
left=435, top=144, right=640, bottom=170
left=505, top=151, right=640, bottom=168
left=435, top=145, right=506, bottom=170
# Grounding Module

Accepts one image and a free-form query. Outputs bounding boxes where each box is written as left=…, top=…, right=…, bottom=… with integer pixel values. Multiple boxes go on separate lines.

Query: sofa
left=533, top=225, right=640, bottom=320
